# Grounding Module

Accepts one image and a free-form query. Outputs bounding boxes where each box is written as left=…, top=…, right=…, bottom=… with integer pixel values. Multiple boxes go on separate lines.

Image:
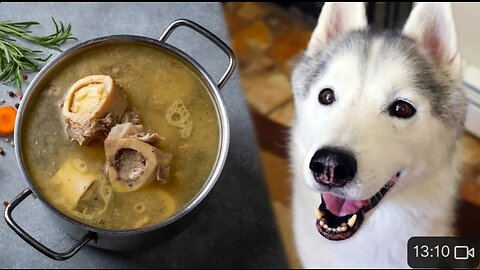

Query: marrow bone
left=62, top=75, right=128, bottom=145
left=105, top=123, right=171, bottom=192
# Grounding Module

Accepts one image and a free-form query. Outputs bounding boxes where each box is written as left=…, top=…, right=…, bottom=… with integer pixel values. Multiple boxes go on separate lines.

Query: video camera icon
left=454, top=246, right=475, bottom=260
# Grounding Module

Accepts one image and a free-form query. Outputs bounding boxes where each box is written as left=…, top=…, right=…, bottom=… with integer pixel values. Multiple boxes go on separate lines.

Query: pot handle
left=4, top=188, right=97, bottom=261
left=159, top=19, right=236, bottom=90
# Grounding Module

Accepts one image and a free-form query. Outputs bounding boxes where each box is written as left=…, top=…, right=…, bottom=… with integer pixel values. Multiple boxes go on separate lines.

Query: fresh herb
left=0, top=18, right=76, bottom=92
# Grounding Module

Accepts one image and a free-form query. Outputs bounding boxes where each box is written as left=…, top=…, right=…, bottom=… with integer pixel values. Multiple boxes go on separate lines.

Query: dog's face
left=291, top=3, right=466, bottom=240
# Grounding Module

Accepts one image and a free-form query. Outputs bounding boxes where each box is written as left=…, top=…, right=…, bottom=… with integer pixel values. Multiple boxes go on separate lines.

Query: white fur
left=306, top=3, right=367, bottom=56
left=291, top=3, right=462, bottom=268
left=403, top=3, right=460, bottom=73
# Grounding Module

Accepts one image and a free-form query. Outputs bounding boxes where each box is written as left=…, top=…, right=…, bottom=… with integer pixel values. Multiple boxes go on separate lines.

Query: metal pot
left=4, top=19, right=235, bottom=260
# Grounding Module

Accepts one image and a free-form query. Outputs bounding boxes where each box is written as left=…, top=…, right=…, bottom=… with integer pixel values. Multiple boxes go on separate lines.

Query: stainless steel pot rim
left=14, top=34, right=231, bottom=235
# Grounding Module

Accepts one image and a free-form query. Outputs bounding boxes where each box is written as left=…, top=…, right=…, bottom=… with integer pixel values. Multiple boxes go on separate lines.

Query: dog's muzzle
left=309, top=146, right=401, bottom=241
left=315, top=178, right=397, bottom=241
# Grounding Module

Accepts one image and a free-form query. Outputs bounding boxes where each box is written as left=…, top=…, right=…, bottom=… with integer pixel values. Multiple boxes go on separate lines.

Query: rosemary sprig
left=0, top=18, right=76, bottom=92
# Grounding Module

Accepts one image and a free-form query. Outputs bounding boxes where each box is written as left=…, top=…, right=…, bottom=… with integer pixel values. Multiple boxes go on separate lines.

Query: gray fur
left=291, top=30, right=467, bottom=133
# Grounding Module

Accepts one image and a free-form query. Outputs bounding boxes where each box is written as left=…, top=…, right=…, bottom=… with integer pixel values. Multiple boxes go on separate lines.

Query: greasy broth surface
left=22, top=43, right=220, bottom=230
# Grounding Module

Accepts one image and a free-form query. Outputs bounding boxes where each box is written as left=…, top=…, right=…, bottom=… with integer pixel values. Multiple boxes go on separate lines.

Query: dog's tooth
left=347, top=214, right=357, bottom=228
left=340, top=226, right=347, bottom=232
left=323, top=224, right=328, bottom=229
left=336, top=226, right=342, bottom=231
left=319, top=220, right=325, bottom=226
left=315, top=208, right=324, bottom=219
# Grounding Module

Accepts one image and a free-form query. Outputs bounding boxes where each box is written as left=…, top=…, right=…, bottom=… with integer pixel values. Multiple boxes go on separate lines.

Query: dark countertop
left=0, top=3, right=287, bottom=268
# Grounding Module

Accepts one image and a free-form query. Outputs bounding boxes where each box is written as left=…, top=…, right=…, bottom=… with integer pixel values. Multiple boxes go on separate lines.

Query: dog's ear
left=306, top=3, right=367, bottom=56
left=403, top=3, right=460, bottom=74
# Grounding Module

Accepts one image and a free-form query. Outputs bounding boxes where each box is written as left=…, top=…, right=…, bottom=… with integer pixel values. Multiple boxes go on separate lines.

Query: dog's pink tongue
left=322, top=193, right=368, bottom=216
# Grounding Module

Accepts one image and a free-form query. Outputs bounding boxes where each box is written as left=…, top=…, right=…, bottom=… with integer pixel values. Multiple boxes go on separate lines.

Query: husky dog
left=290, top=2, right=466, bottom=268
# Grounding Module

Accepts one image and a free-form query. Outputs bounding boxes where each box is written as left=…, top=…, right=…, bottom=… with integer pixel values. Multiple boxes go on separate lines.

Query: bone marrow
left=105, top=123, right=172, bottom=192
left=62, top=75, right=128, bottom=145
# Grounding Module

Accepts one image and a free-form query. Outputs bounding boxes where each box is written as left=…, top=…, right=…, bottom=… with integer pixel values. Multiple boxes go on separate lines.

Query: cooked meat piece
left=133, top=132, right=163, bottom=144
left=66, top=113, right=120, bottom=145
left=157, top=165, right=170, bottom=184
left=107, top=121, right=164, bottom=144
left=122, top=108, right=141, bottom=125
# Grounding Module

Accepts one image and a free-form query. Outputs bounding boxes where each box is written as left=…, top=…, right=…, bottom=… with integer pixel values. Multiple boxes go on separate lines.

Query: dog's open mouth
left=315, top=178, right=396, bottom=241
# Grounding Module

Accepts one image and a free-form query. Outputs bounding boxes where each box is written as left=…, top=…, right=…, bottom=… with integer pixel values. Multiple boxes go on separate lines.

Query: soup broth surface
left=22, top=42, right=220, bottom=230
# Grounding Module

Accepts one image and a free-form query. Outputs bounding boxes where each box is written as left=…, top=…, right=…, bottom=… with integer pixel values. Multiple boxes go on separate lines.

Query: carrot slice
left=0, top=106, right=17, bottom=136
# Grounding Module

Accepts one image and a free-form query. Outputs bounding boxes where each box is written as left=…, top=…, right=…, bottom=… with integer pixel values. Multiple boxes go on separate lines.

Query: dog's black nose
left=309, top=147, right=357, bottom=187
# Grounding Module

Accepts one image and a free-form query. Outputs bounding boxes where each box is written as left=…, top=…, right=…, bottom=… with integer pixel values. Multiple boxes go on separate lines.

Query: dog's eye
left=318, top=88, right=335, bottom=105
left=388, top=100, right=416, bottom=119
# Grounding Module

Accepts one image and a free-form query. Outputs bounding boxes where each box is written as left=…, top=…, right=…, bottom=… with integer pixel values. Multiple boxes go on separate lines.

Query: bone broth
left=21, top=42, right=220, bottom=230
